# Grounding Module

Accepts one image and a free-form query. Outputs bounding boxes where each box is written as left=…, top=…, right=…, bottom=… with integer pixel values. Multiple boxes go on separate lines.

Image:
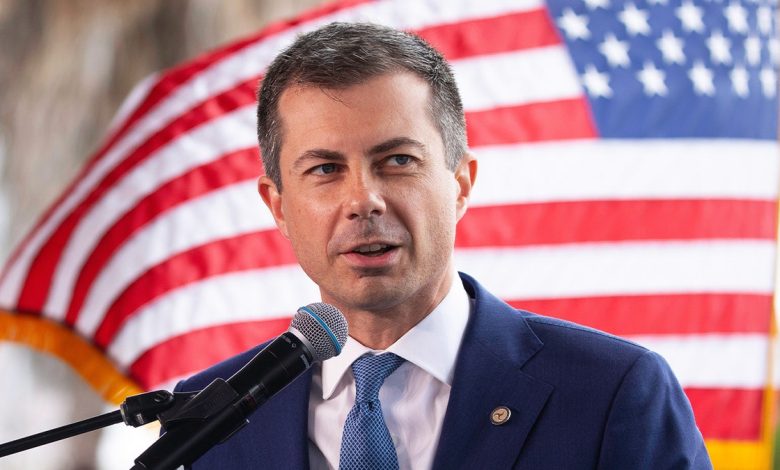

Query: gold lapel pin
left=490, top=406, right=511, bottom=425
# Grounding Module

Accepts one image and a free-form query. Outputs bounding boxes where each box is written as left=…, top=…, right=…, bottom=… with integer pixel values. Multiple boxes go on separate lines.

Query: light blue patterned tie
left=339, top=353, right=405, bottom=470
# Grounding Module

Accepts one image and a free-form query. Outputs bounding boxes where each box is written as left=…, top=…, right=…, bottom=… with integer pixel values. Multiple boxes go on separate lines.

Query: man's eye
left=312, top=163, right=337, bottom=175
left=388, top=155, right=412, bottom=166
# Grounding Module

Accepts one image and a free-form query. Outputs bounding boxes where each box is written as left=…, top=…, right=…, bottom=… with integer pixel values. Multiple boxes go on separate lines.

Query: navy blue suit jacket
left=174, top=273, right=711, bottom=469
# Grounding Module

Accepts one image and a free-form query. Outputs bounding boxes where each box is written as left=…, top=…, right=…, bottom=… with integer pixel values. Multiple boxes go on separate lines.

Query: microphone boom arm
left=0, top=389, right=184, bottom=458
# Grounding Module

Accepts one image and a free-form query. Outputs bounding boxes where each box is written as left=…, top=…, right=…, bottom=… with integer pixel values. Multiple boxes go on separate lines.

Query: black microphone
left=223, top=302, right=348, bottom=409
left=132, top=303, right=348, bottom=470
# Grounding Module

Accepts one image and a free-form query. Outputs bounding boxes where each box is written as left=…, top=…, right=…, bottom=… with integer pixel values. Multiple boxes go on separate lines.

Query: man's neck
left=333, top=270, right=456, bottom=350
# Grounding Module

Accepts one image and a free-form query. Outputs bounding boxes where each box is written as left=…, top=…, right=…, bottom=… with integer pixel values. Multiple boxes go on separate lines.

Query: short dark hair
left=257, top=22, right=467, bottom=190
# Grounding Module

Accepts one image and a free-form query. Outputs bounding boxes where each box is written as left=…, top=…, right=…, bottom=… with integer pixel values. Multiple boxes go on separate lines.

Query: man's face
left=259, top=72, right=475, bottom=318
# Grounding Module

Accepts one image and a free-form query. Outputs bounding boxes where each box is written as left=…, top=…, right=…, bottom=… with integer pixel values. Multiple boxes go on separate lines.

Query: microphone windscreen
left=291, top=303, right=348, bottom=361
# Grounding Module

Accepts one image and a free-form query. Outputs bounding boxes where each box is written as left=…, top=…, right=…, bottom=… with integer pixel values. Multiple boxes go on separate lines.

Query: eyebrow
left=367, top=137, right=429, bottom=157
left=292, top=137, right=429, bottom=171
left=292, top=149, right=345, bottom=171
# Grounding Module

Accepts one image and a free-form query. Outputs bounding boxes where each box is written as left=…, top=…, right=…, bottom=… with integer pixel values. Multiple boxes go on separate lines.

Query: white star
left=760, top=67, right=777, bottom=97
left=689, top=61, right=716, bottom=95
left=581, top=65, right=613, bottom=98
left=558, top=9, right=591, bottom=40
left=657, top=30, right=686, bottom=64
left=619, top=3, right=651, bottom=36
left=730, top=65, right=750, bottom=97
left=707, top=31, right=732, bottom=64
left=770, top=38, right=780, bottom=65
left=599, top=34, right=631, bottom=67
left=745, top=35, right=762, bottom=65
left=637, top=62, right=668, bottom=96
left=725, top=2, right=749, bottom=35
left=677, top=1, right=705, bottom=34
left=757, top=6, right=773, bottom=35
left=584, top=0, right=610, bottom=10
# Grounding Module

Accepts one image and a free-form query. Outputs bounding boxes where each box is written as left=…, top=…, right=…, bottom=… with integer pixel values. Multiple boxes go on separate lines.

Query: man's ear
left=258, top=175, right=289, bottom=238
left=454, top=152, right=477, bottom=222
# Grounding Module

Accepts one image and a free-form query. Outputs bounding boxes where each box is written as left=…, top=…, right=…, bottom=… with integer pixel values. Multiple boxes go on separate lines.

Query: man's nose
left=344, top=174, right=386, bottom=220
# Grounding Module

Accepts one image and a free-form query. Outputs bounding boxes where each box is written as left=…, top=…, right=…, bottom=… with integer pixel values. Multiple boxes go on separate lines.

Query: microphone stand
left=0, top=389, right=190, bottom=458
left=1, top=306, right=341, bottom=469
left=0, top=379, right=254, bottom=470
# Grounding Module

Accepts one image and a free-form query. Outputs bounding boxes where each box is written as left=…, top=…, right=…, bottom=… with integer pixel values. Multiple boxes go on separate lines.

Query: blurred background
left=0, top=1, right=326, bottom=468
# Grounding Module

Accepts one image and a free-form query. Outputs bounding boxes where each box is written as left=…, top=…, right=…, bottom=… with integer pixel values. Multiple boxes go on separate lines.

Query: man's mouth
left=351, top=244, right=396, bottom=257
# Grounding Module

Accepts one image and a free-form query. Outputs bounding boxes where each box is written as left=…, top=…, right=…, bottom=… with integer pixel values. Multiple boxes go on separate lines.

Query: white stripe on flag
left=471, top=139, right=780, bottom=205
left=628, top=334, right=769, bottom=388
left=455, top=46, right=582, bottom=111
left=454, top=240, right=776, bottom=299
left=72, top=181, right=274, bottom=334
left=361, top=0, right=544, bottom=31
left=44, top=107, right=258, bottom=317
left=109, top=266, right=319, bottom=367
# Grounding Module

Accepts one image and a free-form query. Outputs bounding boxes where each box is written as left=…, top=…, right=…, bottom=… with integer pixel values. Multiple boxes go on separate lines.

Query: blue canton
left=546, top=0, right=778, bottom=139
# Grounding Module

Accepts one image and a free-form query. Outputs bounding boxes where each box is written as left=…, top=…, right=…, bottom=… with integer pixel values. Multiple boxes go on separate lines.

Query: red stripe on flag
left=466, top=98, right=597, bottom=146
left=417, top=9, right=561, bottom=60
left=64, top=148, right=260, bottom=326
left=15, top=79, right=258, bottom=313
left=129, top=318, right=292, bottom=390
left=685, top=387, right=763, bottom=440
left=94, top=230, right=295, bottom=348
left=457, top=199, right=778, bottom=247
left=508, top=294, right=772, bottom=335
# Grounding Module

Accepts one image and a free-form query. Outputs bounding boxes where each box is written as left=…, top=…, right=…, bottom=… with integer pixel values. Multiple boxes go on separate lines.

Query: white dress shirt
left=308, top=278, right=471, bottom=470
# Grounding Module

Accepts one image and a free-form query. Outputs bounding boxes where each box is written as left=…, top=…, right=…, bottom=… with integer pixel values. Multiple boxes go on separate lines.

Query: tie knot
left=351, top=353, right=405, bottom=402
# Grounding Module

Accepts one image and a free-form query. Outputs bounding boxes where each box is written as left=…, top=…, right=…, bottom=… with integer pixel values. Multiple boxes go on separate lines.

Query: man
left=175, top=22, right=711, bottom=469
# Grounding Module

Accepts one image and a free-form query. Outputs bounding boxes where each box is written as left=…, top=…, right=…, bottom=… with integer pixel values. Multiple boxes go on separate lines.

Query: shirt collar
left=320, top=275, right=471, bottom=399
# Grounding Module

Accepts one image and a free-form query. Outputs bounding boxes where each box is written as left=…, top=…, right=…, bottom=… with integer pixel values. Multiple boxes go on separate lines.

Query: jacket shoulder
left=522, top=311, right=648, bottom=360
left=174, top=343, right=267, bottom=392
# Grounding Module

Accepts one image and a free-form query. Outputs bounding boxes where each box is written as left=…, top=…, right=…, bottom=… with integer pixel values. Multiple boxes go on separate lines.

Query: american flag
left=0, top=0, right=776, bottom=467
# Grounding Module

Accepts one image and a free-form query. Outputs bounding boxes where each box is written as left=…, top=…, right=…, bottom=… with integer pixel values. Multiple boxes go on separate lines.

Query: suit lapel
left=431, top=274, right=553, bottom=470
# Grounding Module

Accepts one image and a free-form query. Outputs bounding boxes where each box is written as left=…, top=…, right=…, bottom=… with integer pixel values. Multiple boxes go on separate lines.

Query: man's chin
left=325, top=282, right=409, bottom=314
